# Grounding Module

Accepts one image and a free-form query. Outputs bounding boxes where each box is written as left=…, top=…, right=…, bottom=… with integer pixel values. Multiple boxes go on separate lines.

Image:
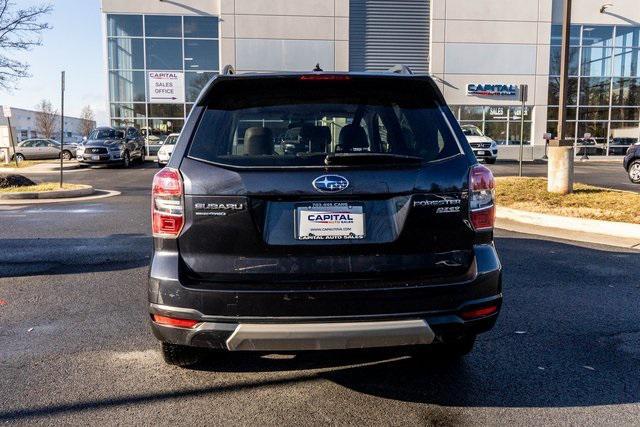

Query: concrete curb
left=0, top=189, right=120, bottom=205
left=0, top=161, right=86, bottom=174
left=496, top=206, right=640, bottom=240
left=0, top=185, right=94, bottom=200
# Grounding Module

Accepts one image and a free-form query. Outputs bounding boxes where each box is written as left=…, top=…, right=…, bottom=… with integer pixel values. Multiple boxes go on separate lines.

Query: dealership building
left=101, top=0, right=640, bottom=156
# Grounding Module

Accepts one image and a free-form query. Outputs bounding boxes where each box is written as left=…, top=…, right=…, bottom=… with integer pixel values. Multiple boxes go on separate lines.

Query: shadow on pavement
left=0, top=233, right=151, bottom=278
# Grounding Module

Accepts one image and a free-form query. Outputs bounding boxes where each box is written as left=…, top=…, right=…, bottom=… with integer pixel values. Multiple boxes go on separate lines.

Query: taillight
left=469, top=164, right=495, bottom=231
left=152, top=167, right=184, bottom=238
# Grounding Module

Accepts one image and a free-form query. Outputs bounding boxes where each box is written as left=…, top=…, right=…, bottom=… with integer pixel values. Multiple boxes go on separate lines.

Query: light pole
left=60, top=71, right=65, bottom=188
left=547, top=0, right=575, bottom=194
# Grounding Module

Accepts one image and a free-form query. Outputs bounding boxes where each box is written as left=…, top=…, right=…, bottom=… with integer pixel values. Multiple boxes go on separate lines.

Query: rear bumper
left=148, top=243, right=502, bottom=350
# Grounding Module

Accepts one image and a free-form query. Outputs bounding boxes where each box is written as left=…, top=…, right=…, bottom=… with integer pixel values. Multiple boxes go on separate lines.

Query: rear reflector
left=460, top=305, right=498, bottom=320
left=152, top=314, right=199, bottom=329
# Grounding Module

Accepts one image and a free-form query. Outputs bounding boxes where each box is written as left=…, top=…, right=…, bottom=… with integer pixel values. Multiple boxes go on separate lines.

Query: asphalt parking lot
left=1, top=163, right=639, bottom=425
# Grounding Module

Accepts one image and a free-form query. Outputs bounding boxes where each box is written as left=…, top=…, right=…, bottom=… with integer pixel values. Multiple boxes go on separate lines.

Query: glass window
left=108, top=38, right=144, bottom=70
left=109, top=70, right=146, bottom=102
left=613, top=48, right=640, bottom=77
left=548, top=77, right=578, bottom=105
left=186, top=72, right=216, bottom=102
left=551, top=24, right=581, bottom=45
left=459, top=106, right=483, bottom=120
left=509, top=106, right=531, bottom=119
left=581, top=47, right=612, bottom=77
left=186, top=104, right=194, bottom=116
left=577, top=121, right=608, bottom=140
left=184, top=16, right=218, bottom=38
left=547, top=107, right=558, bottom=121
left=615, top=27, right=640, bottom=48
left=484, top=106, right=509, bottom=120
left=578, top=107, right=610, bottom=121
left=146, top=119, right=184, bottom=143
left=111, top=119, right=145, bottom=130
left=612, top=77, right=640, bottom=105
left=188, top=78, right=462, bottom=167
left=581, top=26, right=614, bottom=47
left=611, top=107, right=640, bottom=121
left=110, top=103, right=146, bottom=118
left=610, top=121, right=640, bottom=131
left=508, top=122, right=532, bottom=145
left=107, top=14, right=142, bottom=37
left=484, top=122, right=507, bottom=145
left=549, top=46, right=579, bottom=76
left=146, top=39, right=183, bottom=70
left=145, top=15, right=181, bottom=38
left=148, top=103, right=185, bottom=118
left=579, top=77, right=612, bottom=105
left=184, top=40, right=219, bottom=70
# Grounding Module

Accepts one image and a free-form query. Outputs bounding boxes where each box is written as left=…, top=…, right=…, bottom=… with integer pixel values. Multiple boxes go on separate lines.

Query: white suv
left=461, top=125, right=498, bottom=164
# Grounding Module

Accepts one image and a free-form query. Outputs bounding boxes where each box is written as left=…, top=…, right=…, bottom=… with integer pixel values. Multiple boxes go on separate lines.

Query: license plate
left=476, top=150, right=487, bottom=156
left=91, top=155, right=100, bottom=160
left=296, top=202, right=365, bottom=240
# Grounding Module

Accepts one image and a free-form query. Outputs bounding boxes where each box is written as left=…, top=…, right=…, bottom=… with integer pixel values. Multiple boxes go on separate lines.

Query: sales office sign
left=148, top=72, right=185, bottom=104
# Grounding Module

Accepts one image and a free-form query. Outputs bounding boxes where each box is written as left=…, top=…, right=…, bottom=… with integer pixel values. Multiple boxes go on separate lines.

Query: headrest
left=244, top=127, right=273, bottom=155
left=301, top=125, right=331, bottom=152
left=338, top=124, right=369, bottom=150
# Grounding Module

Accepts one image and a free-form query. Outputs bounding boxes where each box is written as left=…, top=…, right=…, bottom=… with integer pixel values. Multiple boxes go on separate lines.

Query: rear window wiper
left=324, top=153, right=424, bottom=166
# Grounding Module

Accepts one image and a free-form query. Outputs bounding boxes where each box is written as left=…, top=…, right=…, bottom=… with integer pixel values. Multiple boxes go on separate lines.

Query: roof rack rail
left=388, top=64, right=414, bottom=75
left=221, top=65, right=235, bottom=75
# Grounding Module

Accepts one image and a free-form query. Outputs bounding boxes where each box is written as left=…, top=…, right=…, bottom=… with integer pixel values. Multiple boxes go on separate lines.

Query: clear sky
left=0, top=0, right=108, bottom=125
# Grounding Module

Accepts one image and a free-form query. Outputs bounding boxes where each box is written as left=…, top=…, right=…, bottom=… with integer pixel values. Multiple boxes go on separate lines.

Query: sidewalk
left=496, top=206, right=640, bottom=250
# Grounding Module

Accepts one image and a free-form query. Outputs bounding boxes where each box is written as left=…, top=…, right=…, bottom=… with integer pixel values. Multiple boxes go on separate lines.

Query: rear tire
left=61, top=150, right=72, bottom=161
left=14, top=153, right=25, bottom=162
left=484, top=158, right=497, bottom=164
left=628, top=160, right=640, bottom=184
left=161, top=342, right=202, bottom=367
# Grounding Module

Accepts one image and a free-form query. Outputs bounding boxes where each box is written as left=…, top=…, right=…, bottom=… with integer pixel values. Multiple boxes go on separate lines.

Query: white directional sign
left=148, top=72, right=185, bottom=104
left=2, top=105, right=11, bottom=118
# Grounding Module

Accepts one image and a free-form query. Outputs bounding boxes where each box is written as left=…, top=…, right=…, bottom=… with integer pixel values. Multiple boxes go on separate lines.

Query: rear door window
left=188, top=76, right=461, bottom=167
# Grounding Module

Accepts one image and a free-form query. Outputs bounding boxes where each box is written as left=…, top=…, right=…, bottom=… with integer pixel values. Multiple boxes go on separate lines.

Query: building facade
left=0, top=106, right=95, bottom=143
left=101, top=0, right=640, bottom=156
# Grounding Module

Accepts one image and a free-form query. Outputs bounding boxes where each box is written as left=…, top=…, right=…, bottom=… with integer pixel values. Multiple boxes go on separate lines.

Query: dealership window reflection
left=107, top=13, right=219, bottom=151
left=548, top=24, right=640, bottom=153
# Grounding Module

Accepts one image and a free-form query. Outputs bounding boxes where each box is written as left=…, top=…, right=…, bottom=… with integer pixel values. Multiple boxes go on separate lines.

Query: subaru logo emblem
left=312, top=175, right=349, bottom=193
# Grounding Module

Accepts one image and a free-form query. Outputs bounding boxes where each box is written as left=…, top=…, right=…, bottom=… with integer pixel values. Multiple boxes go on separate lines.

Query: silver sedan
left=13, top=139, right=77, bottom=162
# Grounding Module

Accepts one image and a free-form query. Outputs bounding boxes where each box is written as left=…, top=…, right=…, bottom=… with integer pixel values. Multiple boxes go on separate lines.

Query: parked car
left=576, top=138, right=606, bottom=156
left=77, top=126, right=145, bottom=167
left=12, top=138, right=77, bottom=162
left=608, top=137, right=637, bottom=156
left=623, top=141, right=640, bottom=183
left=461, top=125, right=498, bottom=164
left=149, top=68, right=502, bottom=367
left=156, top=133, right=179, bottom=167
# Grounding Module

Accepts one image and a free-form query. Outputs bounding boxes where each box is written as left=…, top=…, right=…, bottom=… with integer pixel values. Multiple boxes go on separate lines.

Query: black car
left=623, top=142, right=640, bottom=183
left=609, top=137, right=636, bottom=156
left=77, top=126, right=145, bottom=167
left=149, top=67, right=502, bottom=367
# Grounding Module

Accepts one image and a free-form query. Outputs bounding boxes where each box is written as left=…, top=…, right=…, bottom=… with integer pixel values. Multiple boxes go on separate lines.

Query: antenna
left=313, top=63, right=323, bottom=72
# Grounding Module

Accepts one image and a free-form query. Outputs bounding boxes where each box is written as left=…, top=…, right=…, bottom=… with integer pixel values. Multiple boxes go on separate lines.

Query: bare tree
left=79, top=105, right=95, bottom=137
left=35, top=99, right=57, bottom=139
left=0, top=1, right=52, bottom=90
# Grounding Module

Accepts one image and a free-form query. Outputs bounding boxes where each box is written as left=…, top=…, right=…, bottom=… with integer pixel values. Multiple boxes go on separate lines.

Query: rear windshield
left=188, top=76, right=461, bottom=167
left=89, top=129, right=124, bottom=140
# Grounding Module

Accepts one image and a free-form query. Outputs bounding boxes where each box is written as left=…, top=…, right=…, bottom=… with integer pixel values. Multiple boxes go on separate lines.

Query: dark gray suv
left=149, top=67, right=502, bottom=367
